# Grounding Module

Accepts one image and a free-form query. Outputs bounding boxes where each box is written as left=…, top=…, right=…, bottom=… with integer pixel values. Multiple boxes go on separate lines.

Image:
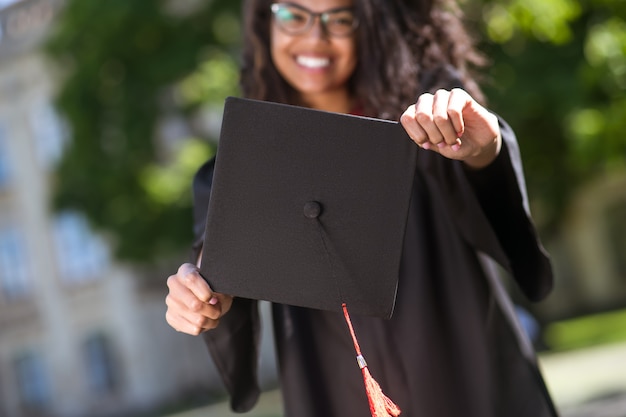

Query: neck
left=297, top=90, right=353, bottom=114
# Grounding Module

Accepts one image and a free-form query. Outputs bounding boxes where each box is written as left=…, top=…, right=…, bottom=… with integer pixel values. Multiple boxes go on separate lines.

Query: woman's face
left=269, top=0, right=358, bottom=108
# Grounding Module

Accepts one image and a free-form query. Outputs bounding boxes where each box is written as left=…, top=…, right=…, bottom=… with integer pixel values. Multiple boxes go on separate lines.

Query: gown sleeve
left=191, top=158, right=263, bottom=412
left=416, top=65, right=553, bottom=301
left=417, top=117, right=553, bottom=301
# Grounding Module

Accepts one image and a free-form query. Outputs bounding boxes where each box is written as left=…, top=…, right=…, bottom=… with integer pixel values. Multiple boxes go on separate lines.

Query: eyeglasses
left=270, top=3, right=359, bottom=38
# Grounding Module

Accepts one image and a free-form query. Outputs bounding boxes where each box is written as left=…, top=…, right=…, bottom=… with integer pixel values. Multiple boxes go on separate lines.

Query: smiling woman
left=164, top=0, right=559, bottom=416
left=269, top=0, right=358, bottom=112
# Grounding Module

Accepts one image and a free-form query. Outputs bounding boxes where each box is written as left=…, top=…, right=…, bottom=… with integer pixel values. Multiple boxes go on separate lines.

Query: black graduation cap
left=200, top=97, right=417, bottom=319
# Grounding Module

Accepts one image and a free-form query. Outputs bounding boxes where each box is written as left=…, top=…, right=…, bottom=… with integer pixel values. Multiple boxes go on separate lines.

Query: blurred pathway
left=165, top=390, right=282, bottom=417
left=165, top=342, right=626, bottom=417
left=539, top=341, right=626, bottom=416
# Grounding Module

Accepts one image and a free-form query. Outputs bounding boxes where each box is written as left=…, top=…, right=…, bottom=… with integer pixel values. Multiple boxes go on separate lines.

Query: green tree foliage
left=477, top=0, right=626, bottom=232
left=44, top=0, right=241, bottom=261
left=44, top=0, right=625, bottom=263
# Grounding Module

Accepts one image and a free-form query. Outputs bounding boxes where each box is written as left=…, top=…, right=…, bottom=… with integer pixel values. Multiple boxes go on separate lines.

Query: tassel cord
left=342, top=303, right=402, bottom=417
left=342, top=303, right=364, bottom=358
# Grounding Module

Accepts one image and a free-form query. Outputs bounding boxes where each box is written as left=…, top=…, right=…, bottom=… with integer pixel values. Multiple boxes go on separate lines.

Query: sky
left=0, top=0, right=21, bottom=10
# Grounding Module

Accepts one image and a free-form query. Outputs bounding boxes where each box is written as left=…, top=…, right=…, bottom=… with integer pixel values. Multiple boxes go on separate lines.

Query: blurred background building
left=0, top=1, right=246, bottom=416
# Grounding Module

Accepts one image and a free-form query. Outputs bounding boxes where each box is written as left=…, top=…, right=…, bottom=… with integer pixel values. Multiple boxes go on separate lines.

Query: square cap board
left=200, top=97, right=418, bottom=319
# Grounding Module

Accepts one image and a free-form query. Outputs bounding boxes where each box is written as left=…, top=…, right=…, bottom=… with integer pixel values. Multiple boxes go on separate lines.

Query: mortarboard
left=200, top=97, right=417, bottom=417
left=200, top=97, right=417, bottom=320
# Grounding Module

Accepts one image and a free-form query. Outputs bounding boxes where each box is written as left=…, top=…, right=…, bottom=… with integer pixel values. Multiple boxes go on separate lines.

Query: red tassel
left=342, top=303, right=401, bottom=417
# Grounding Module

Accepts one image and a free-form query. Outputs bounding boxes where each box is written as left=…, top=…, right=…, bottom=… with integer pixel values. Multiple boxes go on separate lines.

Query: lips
left=296, top=55, right=331, bottom=69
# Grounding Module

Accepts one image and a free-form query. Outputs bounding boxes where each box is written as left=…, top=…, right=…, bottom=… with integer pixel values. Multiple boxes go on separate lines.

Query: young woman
left=165, top=0, right=558, bottom=416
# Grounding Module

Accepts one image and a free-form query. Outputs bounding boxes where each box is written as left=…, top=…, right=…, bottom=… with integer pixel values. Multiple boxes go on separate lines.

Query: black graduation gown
left=191, top=118, right=558, bottom=417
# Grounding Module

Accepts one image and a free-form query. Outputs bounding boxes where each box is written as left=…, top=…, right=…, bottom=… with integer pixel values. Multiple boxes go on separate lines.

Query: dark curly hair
left=240, top=0, right=486, bottom=120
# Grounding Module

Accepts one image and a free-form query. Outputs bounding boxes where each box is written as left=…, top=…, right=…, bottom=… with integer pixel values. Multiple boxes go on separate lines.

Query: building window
left=0, top=125, right=11, bottom=189
left=0, top=226, right=31, bottom=299
left=0, top=0, right=24, bottom=11
left=83, top=333, right=118, bottom=394
left=30, top=100, right=67, bottom=170
left=13, top=351, right=51, bottom=409
left=52, top=211, right=109, bottom=284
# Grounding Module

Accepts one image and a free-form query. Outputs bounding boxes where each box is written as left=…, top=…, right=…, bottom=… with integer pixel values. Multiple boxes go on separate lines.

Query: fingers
left=446, top=88, right=467, bottom=138
left=165, top=263, right=233, bottom=335
left=176, top=263, right=214, bottom=304
left=165, top=299, right=217, bottom=335
left=400, top=104, right=428, bottom=146
left=401, top=88, right=470, bottom=151
left=415, top=93, right=444, bottom=147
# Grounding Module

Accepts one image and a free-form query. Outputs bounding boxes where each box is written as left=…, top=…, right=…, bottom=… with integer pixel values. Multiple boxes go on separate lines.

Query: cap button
left=303, top=201, right=322, bottom=219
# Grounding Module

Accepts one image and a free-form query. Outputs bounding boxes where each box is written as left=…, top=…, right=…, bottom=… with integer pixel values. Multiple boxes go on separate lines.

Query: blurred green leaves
left=177, top=49, right=241, bottom=107
left=483, top=0, right=581, bottom=44
left=140, top=139, right=214, bottom=206
left=478, top=0, right=626, bottom=231
left=44, top=0, right=241, bottom=262
left=585, top=17, right=626, bottom=76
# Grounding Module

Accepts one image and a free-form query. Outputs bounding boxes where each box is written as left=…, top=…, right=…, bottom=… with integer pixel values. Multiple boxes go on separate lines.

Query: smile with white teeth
left=296, top=56, right=330, bottom=69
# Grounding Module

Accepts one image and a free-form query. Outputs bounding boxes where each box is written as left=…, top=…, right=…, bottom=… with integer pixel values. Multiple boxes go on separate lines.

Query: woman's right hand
left=165, top=263, right=233, bottom=335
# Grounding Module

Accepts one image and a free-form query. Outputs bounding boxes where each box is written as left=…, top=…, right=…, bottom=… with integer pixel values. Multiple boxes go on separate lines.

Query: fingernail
left=209, top=297, right=218, bottom=305
left=422, top=142, right=431, bottom=150
left=452, top=144, right=460, bottom=151
left=437, top=142, right=446, bottom=149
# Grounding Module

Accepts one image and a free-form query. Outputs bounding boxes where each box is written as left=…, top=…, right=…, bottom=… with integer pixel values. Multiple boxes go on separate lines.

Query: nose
left=308, top=15, right=330, bottom=39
